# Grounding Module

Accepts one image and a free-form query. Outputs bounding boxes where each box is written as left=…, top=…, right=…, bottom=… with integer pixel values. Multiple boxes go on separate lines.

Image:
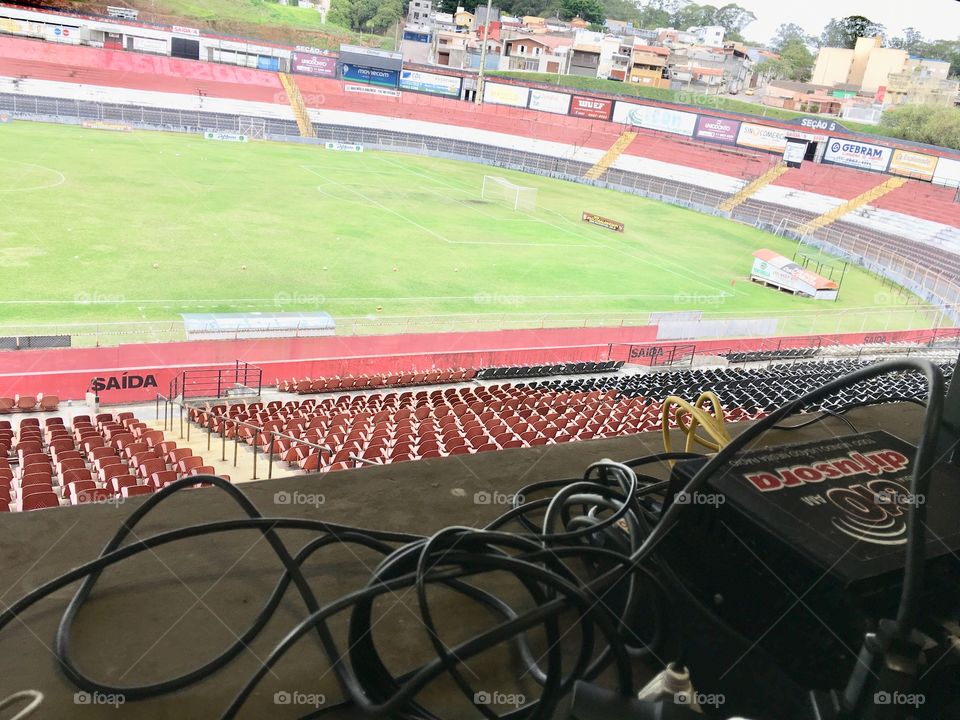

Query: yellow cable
left=661, top=391, right=731, bottom=462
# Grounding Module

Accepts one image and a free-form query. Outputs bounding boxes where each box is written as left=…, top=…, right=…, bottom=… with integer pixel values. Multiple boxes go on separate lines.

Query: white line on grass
left=370, top=155, right=734, bottom=297
left=301, top=165, right=591, bottom=248
left=0, top=160, right=66, bottom=192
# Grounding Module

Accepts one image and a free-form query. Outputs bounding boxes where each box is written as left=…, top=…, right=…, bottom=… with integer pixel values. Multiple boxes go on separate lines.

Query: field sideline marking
left=0, top=159, right=66, bottom=193
left=371, top=154, right=734, bottom=297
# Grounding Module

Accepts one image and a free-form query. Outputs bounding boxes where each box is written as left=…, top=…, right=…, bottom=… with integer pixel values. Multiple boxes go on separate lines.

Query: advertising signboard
left=823, top=137, right=892, bottom=172
left=291, top=51, right=337, bottom=77
left=569, top=95, right=613, bottom=120
left=695, top=115, right=740, bottom=143
left=612, top=101, right=697, bottom=136
left=528, top=88, right=571, bottom=114
left=399, top=70, right=462, bottom=97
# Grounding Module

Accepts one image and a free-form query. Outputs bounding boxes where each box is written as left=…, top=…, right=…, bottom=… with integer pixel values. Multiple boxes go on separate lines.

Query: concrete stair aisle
left=146, top=420, right=301, bottom=484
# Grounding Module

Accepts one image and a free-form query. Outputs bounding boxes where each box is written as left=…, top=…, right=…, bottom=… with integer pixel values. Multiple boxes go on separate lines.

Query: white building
left=687, top=25, right=724, bottom=47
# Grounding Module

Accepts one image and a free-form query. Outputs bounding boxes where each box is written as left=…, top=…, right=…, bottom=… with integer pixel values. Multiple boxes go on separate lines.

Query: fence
left=169, top=362, right=263, bottom=401
left=3, top=92, right=959, bottom=344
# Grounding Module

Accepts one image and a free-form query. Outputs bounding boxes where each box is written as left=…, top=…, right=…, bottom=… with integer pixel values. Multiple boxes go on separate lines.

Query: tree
left=671, top=3, right=717, bottom=29
left=820, top=15, right=885, bottom=49
left=559, top=0, right=605, bottom=24
left=889, top=27, right=926, bottom=55
left=755, top=37, right=814, bottom=82
left=881, top=105, right=960, bottom=150
left=713, top=3, right=755, bottom=35
left=329, top=0, right=402, bottom=33
left=770, top=23, right=813, bottom=53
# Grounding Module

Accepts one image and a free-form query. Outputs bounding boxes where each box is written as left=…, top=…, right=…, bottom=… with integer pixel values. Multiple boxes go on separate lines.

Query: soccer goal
left=481, top=175, right=538, bottom=212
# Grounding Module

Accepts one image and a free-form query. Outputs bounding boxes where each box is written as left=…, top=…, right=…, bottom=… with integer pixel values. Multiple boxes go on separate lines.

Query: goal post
left=481, top=175, right=537, bottom=212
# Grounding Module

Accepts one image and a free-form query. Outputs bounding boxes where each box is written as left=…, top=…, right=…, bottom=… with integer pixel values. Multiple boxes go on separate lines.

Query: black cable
left=0, top=360, right=944, bottom=719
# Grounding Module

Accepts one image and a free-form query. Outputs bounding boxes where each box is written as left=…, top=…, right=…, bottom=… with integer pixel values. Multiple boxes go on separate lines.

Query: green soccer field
left=0, top=122, right=941, bottom=339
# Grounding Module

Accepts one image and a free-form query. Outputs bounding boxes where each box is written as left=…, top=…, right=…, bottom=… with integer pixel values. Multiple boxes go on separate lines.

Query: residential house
left=629, top=42, right=669, bottom=87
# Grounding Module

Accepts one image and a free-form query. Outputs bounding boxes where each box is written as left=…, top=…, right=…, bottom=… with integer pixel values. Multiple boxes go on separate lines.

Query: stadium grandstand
left=0, top=2, right=959, bottom=719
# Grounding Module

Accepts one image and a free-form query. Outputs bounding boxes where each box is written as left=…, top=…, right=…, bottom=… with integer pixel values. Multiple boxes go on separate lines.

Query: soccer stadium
left=1, top=1, right=959, bottom=719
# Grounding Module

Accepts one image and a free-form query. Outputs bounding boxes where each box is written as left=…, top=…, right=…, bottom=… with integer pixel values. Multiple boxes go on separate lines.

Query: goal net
left=481, top=175, right=537, bottom=212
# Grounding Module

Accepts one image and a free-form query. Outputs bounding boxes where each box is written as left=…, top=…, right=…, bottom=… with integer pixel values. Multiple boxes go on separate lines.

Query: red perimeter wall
left=0, top=325, right=953, bottom=404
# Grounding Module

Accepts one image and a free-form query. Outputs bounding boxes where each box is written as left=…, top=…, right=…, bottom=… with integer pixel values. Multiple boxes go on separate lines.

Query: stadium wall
left=0, top=326, right=953, bottom=403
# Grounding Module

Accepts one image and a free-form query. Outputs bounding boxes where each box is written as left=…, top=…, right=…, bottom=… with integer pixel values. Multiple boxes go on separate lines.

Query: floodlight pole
left=475, top=0, right=494, bottom=105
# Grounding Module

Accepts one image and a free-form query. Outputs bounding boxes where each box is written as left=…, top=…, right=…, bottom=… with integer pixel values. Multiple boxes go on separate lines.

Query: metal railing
left=170, top=362, right=263, bottom=402
left=159, top=394, right=335, bottom=480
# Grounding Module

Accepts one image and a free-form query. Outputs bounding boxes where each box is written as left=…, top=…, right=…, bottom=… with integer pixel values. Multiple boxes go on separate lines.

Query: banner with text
left=888, top=149, right=939, bottom=181
left=569, top=95, right=613, bottom=121
left=400, top=69, right=462, bottom=98
left=581, top=211, right=625, bottom=232
left=612, top=101, right=697, bottom=137
left=340, top=64, right=400, bottom=88
left=292, top=51, right=337, bottom=77
left=736, top=122, right=789, bottom=153
left=695, top=115, right=740, bottom=144
left=528, top=88, right=571, bottom=115
left=823, top=137, right=892, bottom=172
left=483, top=82, right=530, bottom=108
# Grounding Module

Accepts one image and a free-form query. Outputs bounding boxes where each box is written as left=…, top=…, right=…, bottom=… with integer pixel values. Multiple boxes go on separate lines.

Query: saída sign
left=91, top=374, right=158, bottom=392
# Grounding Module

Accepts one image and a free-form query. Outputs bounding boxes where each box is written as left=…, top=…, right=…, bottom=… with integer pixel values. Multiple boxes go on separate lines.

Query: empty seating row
left=0, top=394, right=60, bottom=413
left=475, top=361, right=624, bottom=381
left=1, top=413, right=226, bottom=512
left=277, top=368, right=477, bottom=394
left=723, top=348, right=819, bottom=364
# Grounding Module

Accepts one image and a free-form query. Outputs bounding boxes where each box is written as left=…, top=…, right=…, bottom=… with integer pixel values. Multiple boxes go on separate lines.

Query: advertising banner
left=888, top=149, right=938, bottom=181
left=340, top=64, right=400, bottom=88
left=399, top=70, right=462, bottom=98
left=528, top=88, right=571, bottom=115
left=783, top=138, right=809, bottom=165
left=0, top=113, right=12, bottom=124
left=581, top=212, right=625, bottom=232
left=751, top=249, right=838, bottom=300
left=131, top=36, right=168, bottom=54
left=612, top=101, right=697, bottom=137
left=695, top=115, right=740, bottom=144
left=204, top=132, right=248, bottom=142
left=823, top=137, right=892, bottom=172
left=82, top=120, right=132, bottom=132
left=325, top=142, right=364, bottom=152
left=483, top=82, right=530, bottom=108
left=344, top=84, right=401, bottom=97
left=257, top=56, right=280, bottom=71
left=736, top=122, right=789, bottom=152
left=569, top=95, right=613, bottom=120
left=291, top=51, right=337, bottom=77
left=933, top=157, right=960, bottom=188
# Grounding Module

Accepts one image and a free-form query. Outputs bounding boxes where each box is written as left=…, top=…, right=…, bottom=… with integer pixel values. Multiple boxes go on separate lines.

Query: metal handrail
left=158, top=395, right=334, bottom=480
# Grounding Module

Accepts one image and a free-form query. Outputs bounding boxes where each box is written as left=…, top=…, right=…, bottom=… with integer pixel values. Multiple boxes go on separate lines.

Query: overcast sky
left=730, top=0, right=960, bottom=45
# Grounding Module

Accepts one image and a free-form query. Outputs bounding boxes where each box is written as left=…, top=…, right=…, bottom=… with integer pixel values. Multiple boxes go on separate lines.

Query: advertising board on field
left=344, top=84, right=401, bottom=97
left=612, top=101, right=697, bottom=137
left=528, top=88, right=571, bottom=115
left=399, top=70, right=462, bottom=98
left=569, top=95, right=613, bottom=120
left=823, top=137, right=892, bottom=172
left=292, top=51, right=337, bottom=77
left=482, top=82, right=530, bottom=108
left=695, top=115, right=740, bottom=144
left=888, top=149, right=938, bottom=181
